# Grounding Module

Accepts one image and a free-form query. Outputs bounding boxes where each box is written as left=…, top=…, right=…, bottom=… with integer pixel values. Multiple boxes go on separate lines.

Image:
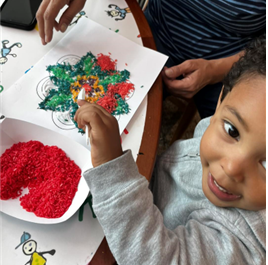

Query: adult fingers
left=43, top=0, right=69, bottom=43
left=162, top=71, right=193, bottom=91
left=164, top=60, right=197, bottom=79
left=57, top=0, right=86, bottom=32
left=162, top=73, right=196, bottom=99
left=36, top=0, right=51, bottom=45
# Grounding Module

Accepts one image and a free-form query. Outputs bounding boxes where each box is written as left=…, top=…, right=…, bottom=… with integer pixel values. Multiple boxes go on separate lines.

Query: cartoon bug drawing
left=15, top=232, right=56, bottom=265
left=0, top=40, right=22, bottom=64
left=106, top=4, right=131, bottom=21
left=70, top=10, right=87, bottom=25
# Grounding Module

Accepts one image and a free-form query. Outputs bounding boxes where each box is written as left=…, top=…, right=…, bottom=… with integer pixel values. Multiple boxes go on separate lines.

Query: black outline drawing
left=70, top=10, right=87, bottom=25
left=0, top=40, right=22, bottom=64
left=36, top=55, right=80, bottom=130
left=36, top=54, right=138, bottom=131
left=106, top=4, right=131, bottom=21
left=15, top=232, right=56, bottom=265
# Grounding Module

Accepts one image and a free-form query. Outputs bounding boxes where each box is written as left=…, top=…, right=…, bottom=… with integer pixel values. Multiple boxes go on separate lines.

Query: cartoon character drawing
left=0, top=40, right=22, bottom=64
left=106, top=4, right=131, bottom=21
left=15, top=232, right=56, bottom=265
left=70, top=10, right=87, bottom=25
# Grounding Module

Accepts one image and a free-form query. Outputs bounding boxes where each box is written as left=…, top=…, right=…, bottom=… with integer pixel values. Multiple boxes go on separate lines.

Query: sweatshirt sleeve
left=83, top=150, right=262, bottom=265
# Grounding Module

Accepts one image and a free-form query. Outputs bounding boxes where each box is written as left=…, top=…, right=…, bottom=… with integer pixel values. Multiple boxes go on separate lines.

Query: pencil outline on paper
left=37, top=53, right=135, bottom=132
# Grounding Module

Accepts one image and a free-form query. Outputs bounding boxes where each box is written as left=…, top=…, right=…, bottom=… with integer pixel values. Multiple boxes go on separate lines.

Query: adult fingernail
left=165, top=68, right=173, bottom=76
left=60, top=23, right=67, bottom=32
left=45, top=36, right=49, bottom=44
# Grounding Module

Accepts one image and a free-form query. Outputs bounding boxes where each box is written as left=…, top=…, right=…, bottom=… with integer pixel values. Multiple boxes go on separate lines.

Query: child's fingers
left=76, top=105, right=107, bottom=131
left=89, top=102, right=116, bottom=119
left=83, top=123, right=92, bottom=139
left=77, top=99, right=113, bottom=118
left=77, top=99, right=87, bottom=107
left=74, top=100, right=90, bottom=121
left=75, top=101, right=115, bottom=122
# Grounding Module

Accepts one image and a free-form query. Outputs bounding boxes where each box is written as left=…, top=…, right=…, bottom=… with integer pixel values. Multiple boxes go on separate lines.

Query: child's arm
left=77, top=102, right=262, bottom=264
left=74, top=100, right=123, bottom=167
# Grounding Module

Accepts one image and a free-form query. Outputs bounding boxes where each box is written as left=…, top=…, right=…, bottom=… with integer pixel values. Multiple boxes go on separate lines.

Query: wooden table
left=89, top=1, right=162, bottom=264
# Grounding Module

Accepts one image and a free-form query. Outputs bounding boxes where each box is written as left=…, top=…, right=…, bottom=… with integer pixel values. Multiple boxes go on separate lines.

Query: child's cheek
left=200, top=127, right=214, bottom=158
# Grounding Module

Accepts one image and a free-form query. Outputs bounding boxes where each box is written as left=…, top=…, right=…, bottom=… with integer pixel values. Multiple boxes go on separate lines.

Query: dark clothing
left=145, top=0, right=266, bottom=118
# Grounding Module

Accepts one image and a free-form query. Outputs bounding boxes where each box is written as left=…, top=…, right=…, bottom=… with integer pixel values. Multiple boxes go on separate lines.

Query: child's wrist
left=92, top=150, right=123, bottom=168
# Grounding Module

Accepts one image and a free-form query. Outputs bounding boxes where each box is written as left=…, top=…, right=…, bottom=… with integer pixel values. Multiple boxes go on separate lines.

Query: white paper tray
left=0, top=117, right=91, bottom=224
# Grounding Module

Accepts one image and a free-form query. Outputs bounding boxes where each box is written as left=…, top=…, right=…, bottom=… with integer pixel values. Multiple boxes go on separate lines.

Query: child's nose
left=221, top=156, right=245, bottom=182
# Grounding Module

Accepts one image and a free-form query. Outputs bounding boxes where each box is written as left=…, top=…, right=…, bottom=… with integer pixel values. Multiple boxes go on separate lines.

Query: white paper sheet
left=1, top=17, right=168, bottom=150
left=0, top=206, right=104, bottom=265
left=0, top=1, right=167, bottom=263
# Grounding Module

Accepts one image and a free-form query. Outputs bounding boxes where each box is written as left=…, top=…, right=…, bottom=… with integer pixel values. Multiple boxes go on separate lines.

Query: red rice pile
left=0, top=141, right=81, bottom=218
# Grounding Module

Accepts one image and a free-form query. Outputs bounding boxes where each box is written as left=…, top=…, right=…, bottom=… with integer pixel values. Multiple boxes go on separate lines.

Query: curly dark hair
left=221, top=34, right=266, bottom=102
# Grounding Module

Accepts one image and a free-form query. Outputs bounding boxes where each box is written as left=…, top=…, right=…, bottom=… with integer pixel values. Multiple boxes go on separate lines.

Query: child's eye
left=223, top=121, right=240, bottom=140
left=261, top=161, right=266, bottom=169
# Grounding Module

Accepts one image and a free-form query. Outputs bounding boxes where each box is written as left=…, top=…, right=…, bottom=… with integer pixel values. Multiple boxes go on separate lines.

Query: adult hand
left=74, top=100, right=123, bottom=168
left=36, top=0, right=86, bottom=45
left=162, top=59, right=214, bottom=99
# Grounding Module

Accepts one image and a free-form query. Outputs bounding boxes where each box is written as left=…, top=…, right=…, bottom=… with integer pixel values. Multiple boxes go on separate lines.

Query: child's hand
left=74, top=100, right=123, bottom=167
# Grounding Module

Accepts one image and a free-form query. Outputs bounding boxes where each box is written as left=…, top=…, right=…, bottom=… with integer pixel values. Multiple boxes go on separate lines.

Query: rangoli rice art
left=0, top=140, right=81, bottom=218
left=38, top=52, right=135, bottom=133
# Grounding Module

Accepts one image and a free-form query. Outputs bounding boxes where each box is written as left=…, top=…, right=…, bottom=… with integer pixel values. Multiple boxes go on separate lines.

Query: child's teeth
left=214, top=180, right=231, bottom=194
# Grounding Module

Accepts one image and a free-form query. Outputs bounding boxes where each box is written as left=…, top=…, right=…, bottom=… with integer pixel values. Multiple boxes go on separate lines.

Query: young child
left=74, top=35, right=266, bottom=264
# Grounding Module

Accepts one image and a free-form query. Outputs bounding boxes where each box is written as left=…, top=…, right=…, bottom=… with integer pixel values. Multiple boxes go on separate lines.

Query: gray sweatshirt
left=84, top=117, right=266, bottom=265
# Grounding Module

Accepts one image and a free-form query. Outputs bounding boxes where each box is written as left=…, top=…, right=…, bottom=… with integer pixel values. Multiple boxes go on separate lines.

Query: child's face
left=200, top=76, right=266, bottom=211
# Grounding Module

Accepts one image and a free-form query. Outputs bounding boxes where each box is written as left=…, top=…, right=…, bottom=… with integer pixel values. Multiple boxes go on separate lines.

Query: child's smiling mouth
left=208, top=173, right=242, bottom=201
